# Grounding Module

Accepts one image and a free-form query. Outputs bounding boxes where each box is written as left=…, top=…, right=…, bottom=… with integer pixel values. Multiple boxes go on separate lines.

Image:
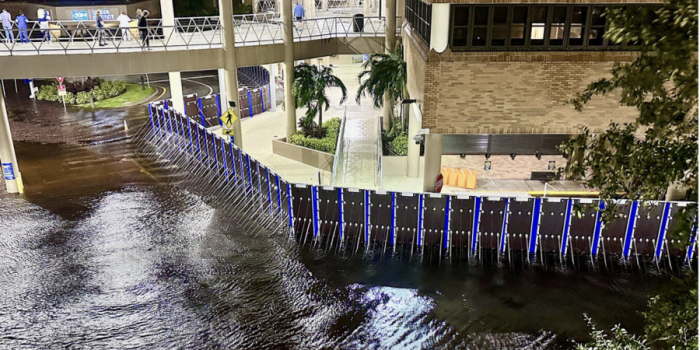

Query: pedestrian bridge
left=0, top=14, right=390, bottom=79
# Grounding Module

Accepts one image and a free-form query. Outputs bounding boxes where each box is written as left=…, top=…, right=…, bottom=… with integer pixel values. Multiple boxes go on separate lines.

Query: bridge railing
left=0, top=16, right=388, bottom=55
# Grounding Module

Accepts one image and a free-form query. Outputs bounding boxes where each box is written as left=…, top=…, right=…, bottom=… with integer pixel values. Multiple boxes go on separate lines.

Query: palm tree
left=290, top=63, right=347, bottom=134
left=356, top=45, right=407, bottom=133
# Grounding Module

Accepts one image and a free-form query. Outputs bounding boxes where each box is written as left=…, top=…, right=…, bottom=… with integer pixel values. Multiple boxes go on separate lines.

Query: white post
left=283, top=0, right=296, bottom=140
left=422, top=133, right=443, bottom=192
left=168, top=71, right=185, bottom=113
left=160, top=0, right=175, bottom=39
left=364, top=0, right=370, bottom=16
left=218, top=68, right=227, bottom=102
left=28, top=80, right=36, bottom=99
left=268, top=64, right=277, bottom=112
left=0, top=92, right=23, bottom=193
left=407, top=102, right=420, bottom=178
left=322, top=0, right=328, bottom=12
left=220, top=0, right=243, bottom=148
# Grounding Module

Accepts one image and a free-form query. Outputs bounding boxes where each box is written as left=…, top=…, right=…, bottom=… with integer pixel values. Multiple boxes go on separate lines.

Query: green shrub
left=390, top=133, right=408, bottom=156
left=289, top=117, right=341, bottom=154
left=35, top=79, right=127, bottom=105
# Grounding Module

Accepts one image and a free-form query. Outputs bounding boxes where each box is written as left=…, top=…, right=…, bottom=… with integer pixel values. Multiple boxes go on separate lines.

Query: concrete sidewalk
left=335, top=105, right=379, bottom=189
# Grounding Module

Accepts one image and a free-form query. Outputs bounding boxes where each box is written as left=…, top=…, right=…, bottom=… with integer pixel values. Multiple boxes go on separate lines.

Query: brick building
left=401, top=0, right=655, bottom=190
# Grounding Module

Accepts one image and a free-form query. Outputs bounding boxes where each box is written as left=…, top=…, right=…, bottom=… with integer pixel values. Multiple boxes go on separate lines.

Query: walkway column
left=381, top=0, right=397, bottom=131
left=282, top=0, right=296, bottom=140
left=422, top=133, right=442, bottom=192
left=220, top=0, right=243, bottom=148
left=168, top=72, right=185, bottom=113
left=322, top=0, right=328, bottom=11
left=364, top=0, right=370, bottom=16
left=0, top=92, right=22, bottom=193
left=406, top=102, right=420, bottom=178
left=268, top=64, right=277, bottom=112
left=217, top=68, right=227, bottom=105
left=160, top=0, right=175, bottom=38
left=303, top=0, right=316, bottom=19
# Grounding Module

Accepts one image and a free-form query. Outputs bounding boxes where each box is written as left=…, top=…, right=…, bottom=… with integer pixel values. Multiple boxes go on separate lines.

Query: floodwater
left=0, top=87, right=675, bottom=349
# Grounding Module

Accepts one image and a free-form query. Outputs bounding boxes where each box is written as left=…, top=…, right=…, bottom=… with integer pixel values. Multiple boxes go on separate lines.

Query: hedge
left=288, top=117, right=341, bottom=154
left=36, top=79, right=127, bottom=105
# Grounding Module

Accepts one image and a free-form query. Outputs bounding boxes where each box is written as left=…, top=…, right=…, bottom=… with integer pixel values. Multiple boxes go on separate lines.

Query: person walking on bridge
left=117, top=11, right=131, bottom=41
left=293, top=1, right=304, bottom=31
left=16, top=11, right=28, bottom=43
left=137, top=10, right=150, bottom=50
left=95, top=10, right=106, bottom=46
left=1, top=8, right=14, bottom=43
left=38, top=9, right=50, bottom=44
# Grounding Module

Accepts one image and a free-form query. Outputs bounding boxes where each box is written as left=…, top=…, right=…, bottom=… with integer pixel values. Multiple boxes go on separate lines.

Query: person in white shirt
left=116, top=11, right=131, bottom=41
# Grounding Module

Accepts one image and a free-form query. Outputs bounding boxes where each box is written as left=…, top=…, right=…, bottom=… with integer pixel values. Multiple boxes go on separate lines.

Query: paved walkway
left=335, top=105, right=379, bottom=189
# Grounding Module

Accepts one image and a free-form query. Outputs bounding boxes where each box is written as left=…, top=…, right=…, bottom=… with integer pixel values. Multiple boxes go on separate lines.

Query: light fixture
left=484, top=152, right=491, bottom=159
left=510, top=153, right=516, bottom=160
left=535, top=151, right=542, bottom=160
left=460, top=153, right=466, bottom=159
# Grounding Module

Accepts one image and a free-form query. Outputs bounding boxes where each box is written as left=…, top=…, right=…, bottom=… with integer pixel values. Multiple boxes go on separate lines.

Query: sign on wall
left=71, top=10, right=89, bottom=21
left=91, top=9, right=114, bottom=20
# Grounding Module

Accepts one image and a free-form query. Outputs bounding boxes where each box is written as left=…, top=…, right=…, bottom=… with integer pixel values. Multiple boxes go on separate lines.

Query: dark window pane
left=591, top=6, right=606, bottom=26
left=493, top=6, right=508, bottom=24
left=569, top=25, right=584, bottom=45
left=531, top=6, right=548, bottom=23
left=511, top=25, right=525, bottom=46
left=552, top=7, right=567, bottom=22
left=550, top=25, right=565, bottom=45
left=472, top=27, right=487, bottom=46
left=589, top=27, right=605, bottom=45
left=572, top=6, right=587, bottom=24
left=474, top=7, right=489, bottom=26
left=453, top=6, right=469, bottom=26
left=491, top=26, right=508, bottom=46
left=452, top=28, right=467, bottom=46
left=513, top=7, right=528, bottom=24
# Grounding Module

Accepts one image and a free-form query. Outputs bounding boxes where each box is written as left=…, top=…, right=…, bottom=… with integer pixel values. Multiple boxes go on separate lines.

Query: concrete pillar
left=406, top=102, right=420, bottom=178
left=382, top=0, right=397, bottom=131
left=422, top=133, right=442, bottom=192
left=28, top=80, right=36, bottom=99
left=160, top=0, right=175, bottom=38
left=429, top=4, right=449, bottom=53
left=322, top=0, right=328, bottom=12
left=0, top=92, right=23, bottom=193
left=217, top=68, right=227, bottom=103
left=168, top=71, right=185, bottom=113
left=364, top=0, right=370, bottom=15
left=268, top=64, right=277, bottom=112
left=282, top=0, right=297, bottom=140
left=220, top=0, right=243, bottom=148
left=303, top=0, right=316, bottom=19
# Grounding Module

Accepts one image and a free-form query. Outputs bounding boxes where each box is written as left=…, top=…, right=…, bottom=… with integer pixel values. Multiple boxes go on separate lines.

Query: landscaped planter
left=272, top=138, right=335, bottom=172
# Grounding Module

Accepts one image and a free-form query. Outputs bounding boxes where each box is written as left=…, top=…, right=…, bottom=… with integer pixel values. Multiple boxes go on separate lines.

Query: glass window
left=589, top=6, right=606, bottom=46
left=452, top=28, right=468, bottom=47
left=451, top=6, right=469, bottom=48
left=472, top=27, right=487, bottom=46
left=453, top=6, right=469, bottom=26
left=474, top=7, right=489, bottom=26
left=511, top=6, right=528, bottom=46
left=550, top=7, right=567, bottom=46
left=530, top=6, right=547, bottom=46
left=569, top=6, right=587, bottom=46
left=491, top=6, right=509, bottom=47
left=472, top=7, right=489, bottom=46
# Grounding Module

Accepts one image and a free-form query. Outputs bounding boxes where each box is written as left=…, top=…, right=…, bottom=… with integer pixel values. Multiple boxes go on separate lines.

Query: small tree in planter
left=291, top=63, right=347, bottom=137
left=356, top=45, right=407, bottom=136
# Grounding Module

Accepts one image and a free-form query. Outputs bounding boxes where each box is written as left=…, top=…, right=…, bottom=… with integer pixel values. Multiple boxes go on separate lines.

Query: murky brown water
left=0, top=83, right=676, bottom=349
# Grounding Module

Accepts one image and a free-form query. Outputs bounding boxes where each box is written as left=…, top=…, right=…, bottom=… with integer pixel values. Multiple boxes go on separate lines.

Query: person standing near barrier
left=138, top=10, right=150, bottom=50
left=293, top=1, right=304, bottom=31
left=16, top=11, right=28, bottom=43
left=117, top=11, right=131, bottom=41
left=1, top=8, right=14, bottom=43
left=95, top=10, right=107, bottom=46
left=38, top=9, right=50, bottom=43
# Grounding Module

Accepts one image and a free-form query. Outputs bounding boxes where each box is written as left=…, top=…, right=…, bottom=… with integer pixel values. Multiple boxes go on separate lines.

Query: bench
left=531, top=171, right=555, bottom=181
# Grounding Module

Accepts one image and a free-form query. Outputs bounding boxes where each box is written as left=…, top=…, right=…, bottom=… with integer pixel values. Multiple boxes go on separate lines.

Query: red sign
left=56, top=77, right=64, bottom=84
left=435, top=173, right=444, bottom=193
left=57, top=84, right=66, bottom=92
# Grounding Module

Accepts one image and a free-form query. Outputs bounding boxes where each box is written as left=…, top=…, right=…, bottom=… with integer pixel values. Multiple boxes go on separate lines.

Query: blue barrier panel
left=261, top=89, right=265, bottom=111
left=221, top=138, right=228, bottom=181
left=198, top=98, right=206, bottom=126
left=287, top=183, right=294, bottom=234
left=528, top=198, right=542, bottom=256
left=211, top=133, right=218, bottom=169
left=277, top=175, right=282, bottom=213
left=655, top=202, right=672, bottom=260
left=499, top=198, right=509, bottom=253
left=623, top=201, right=639, bottom=260
left=570, top=199, right=599, bottom=255
left=561, top=199, right=573, bottom=255
left=149, top=104, right=155, bottom=130
left=166, top=110, right=174, bottom=134
left=471, top=197, right=481, bottom=254
left=216, top=94, right=222, bottom=117
left=418, top=194, right=425, bottom=247
left=266, top=168, right=272, bottom=212
left=246, top=154, right=253, bottom=192
left=339, top=188, right=345, bottom=241
left=540, top=198, right=568, bottom=253
left=247, top=91, right=253, bottom=117
left=688, top=224, right=697, bottom=262
left=188, top=118, right=194, bottom=152
left=365, top=190, right=371, bottom=244
left=392, top=192, right=397, bottom=246
left=444, top=195, right=451, bottom=250
left=591, top=201, right=605, bottom=256
left=155, top=108, right=162, bottom=132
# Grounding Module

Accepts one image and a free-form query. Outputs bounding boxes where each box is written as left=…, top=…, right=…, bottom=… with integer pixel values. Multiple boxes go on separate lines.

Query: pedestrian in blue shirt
left=1, top=8, right=13, bottom=43
left=293, top=2, right=304, bottom=21
left=95, top=10, right=106, bottom=46
left=16, top=11, right=28, bottom=43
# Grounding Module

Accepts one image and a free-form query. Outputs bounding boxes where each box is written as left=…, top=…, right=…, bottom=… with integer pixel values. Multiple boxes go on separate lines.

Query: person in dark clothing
left=95, top=10, right=106, bottom=46
left=137, top=9, right=150, bottom=50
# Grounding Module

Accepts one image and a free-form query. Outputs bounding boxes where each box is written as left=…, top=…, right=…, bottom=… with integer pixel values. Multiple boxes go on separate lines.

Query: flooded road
left=0, top=85, right=675, bottom=349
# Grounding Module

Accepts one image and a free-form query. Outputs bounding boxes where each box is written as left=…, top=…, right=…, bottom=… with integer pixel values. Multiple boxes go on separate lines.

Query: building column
left=220, top=0, right=243, bottom=148
left=168, top=72, right=185, bottom=113
left=217, top=68, right=227, bottom=105
left=0, top=92, right=22, bottom=193
left=303, top=0, right=316, bottom=19
left=283, top=0, right=296, bottom=140
left=322, top=0, right=328, bottom=12
left=268, top=64, right=277, bottom=112
left=429, top=4, right=450, bottom=53
left=382, top=0, right=397, bottom=131
left=160, top=0, right=175, bottom=38
left=364, top=0, right=370, bottom=15
left=406, top=102, right=420, bottom=178
left=422, top=133, right=442, bottom=192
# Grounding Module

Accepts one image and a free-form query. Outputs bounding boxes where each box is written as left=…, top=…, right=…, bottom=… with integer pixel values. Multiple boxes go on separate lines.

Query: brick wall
left=403, top=26, right=427, bottom=111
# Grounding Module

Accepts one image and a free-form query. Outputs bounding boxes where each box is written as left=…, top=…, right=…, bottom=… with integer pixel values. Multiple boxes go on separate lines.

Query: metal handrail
left=0, top=16, right=391, bottom=55
left=332, top=106, right=348, bottom=186
left=376, top=116, right=383, bottom=189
